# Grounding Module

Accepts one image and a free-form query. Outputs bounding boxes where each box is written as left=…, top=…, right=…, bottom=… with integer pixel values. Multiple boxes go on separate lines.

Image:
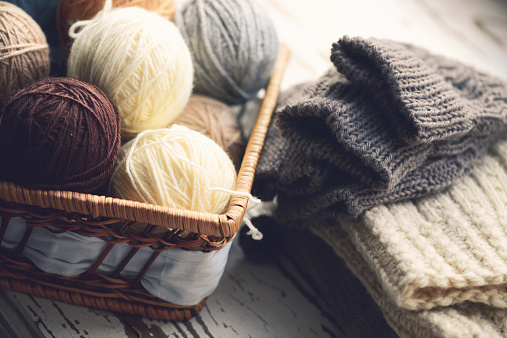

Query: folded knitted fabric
left=253, top=36, right=507, bottom=221
left=313, top=221, right=507, bottom=338
left=311, top=140, right=507, bottom=337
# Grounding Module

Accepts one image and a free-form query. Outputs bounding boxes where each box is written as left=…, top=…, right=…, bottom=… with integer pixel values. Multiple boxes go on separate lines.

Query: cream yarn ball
left=67, top=1, right=193, bottom=138
left=109, top=125, right=237, bottom=214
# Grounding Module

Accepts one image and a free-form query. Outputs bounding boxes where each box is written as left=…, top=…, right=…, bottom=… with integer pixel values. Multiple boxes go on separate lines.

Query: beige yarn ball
left=109, top=125, right=237, bottom=216
left=0, top=1, right=50, bottom=109
left=172, top=94, right=246, bottom=170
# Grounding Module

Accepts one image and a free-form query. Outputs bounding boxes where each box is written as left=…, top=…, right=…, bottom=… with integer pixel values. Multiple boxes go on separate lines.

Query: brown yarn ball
left=0, top=1, right=50, bottom=110
left=56, top=0, right=176, bottom=51
left=0, top=77, right=122, bottom=194
left=171, top=94, right=246, bottom=170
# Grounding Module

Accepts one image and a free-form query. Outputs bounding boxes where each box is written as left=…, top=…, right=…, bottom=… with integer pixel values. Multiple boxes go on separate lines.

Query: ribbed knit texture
left=314, top=222, right=507, bottom=338
left=311, top=139, right=507, bottom=337
left=253, top=36, right=507, bottom=221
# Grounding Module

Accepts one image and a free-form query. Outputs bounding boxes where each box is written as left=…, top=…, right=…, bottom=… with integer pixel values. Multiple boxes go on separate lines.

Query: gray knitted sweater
left=253, top=36, right=507, bottom=222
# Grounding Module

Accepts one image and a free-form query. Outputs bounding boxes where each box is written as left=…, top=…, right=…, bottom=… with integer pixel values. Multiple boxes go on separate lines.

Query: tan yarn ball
left=0, top=1, right=50, bottom=109
left=172, top=94, right=246, bottom=170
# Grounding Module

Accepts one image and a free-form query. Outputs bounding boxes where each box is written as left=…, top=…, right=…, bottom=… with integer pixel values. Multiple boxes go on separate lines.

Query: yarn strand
left=243, top=217, right=263, bottom=240
left=0, top=43, right=48, bottom=61
left=68, top=0, right=113, bottom=39
left=164, top=147, right=264, bottom=240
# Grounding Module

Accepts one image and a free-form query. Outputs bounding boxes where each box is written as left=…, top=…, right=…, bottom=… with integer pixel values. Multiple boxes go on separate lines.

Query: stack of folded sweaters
left=313, top=141, right=507, bottom=337
left=253, top=36, right=507, bottom=336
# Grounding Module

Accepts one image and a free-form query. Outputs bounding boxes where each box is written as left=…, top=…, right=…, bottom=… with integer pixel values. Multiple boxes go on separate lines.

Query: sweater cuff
left=331, top=36, right=473, bottom=144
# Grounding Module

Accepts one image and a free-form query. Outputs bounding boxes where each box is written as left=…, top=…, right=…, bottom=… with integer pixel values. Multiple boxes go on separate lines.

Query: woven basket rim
left=0, top=44, right=290, bottom=238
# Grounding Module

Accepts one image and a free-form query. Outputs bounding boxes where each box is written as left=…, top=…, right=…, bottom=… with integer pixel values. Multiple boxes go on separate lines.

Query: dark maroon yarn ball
left=0, top=77, right=121, bottom=193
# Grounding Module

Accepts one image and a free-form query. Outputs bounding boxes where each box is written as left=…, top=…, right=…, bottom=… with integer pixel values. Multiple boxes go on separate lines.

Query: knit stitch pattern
left=310, top=140, right=507, bottom=336
left=313, top=220, right=507, bottom=338
left=254, top=36, right=507, bottom=221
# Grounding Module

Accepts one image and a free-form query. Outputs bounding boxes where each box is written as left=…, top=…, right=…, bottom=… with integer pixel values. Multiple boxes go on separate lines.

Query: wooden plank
left=0, top=291, right=45, bottom=338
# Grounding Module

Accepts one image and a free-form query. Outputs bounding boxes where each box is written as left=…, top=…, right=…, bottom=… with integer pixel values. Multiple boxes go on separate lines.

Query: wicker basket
left=0, top=44, right=290, bottom=321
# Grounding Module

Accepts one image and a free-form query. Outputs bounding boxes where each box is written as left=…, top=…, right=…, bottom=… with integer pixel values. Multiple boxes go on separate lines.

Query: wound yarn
left=56, top=0, right=176, bottom=51
left=0, top=77, right=122, bottom=194
left=0, top=1, right=50, bottom=109
left=171, top=94, right=246, bottom=170
left=5, top=0, right=65, bottom=76
left=175, top=0, right=279, bottom=105
left=109, top=125, right=237, bottom=216
left=67, top=1, right=193, bottom=138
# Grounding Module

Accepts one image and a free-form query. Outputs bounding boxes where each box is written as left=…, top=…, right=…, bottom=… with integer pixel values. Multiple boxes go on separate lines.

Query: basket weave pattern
left=0, top=45, right=289, bottom=320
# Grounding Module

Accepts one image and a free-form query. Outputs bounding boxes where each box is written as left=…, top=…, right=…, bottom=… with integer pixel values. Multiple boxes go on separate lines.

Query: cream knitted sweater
left=312, top=140, right=507, bottom=337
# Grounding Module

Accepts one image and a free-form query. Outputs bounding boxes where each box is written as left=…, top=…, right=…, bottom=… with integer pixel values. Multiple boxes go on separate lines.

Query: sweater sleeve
left=331, top=36, right=507, bottom=144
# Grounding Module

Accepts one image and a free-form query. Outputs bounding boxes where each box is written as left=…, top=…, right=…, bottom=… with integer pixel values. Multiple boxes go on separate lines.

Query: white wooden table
left=1, top=0, right=506, bottom=337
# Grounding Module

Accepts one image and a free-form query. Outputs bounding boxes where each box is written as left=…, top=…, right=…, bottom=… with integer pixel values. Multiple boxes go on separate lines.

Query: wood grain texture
left=1, top=0, right=506, bottom=336
left=4, top=240, right=343, bottom=338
